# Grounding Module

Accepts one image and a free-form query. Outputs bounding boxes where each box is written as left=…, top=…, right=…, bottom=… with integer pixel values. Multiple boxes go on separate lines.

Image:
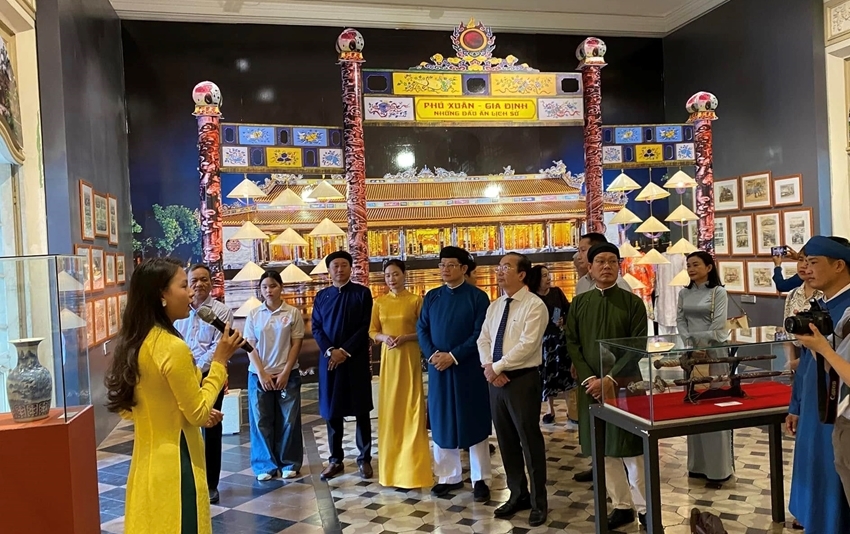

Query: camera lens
left=784, top=316, right=808, bottom=335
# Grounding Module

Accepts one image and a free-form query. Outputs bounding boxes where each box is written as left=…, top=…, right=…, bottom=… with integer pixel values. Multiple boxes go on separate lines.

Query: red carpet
left=606, top=382, right=791, bottom=422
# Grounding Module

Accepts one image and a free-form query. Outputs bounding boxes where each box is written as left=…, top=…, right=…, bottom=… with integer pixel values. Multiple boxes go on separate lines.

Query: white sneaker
left=257, top=473, right=273, bottom=481
left=281, top=470, right=299, bottom=479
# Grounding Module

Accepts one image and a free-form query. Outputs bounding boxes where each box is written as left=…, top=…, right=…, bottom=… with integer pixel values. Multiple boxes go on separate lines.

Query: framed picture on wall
left=714, top=216, right=729, bottom=256
left=780, top=261, right=799, bottom=294
left=107, top=296, right=119, bottom=338
left=85, top=301, right=94, bottom=348
left=74, top=244, right=92, bottom=292
left=717, top=260, right=747, bottom=293
left=713, top=178, right=740, bottom=212
left=773, top=175, right=803, bottom=206
left=91, top=247, right=104, bottom=291
left=746, top=260, right=779, bottom=295
left=94, top=193, right=109, bottom=238
left=782, top=208, right=813, bottom=249
left=79, top=181, right=95, bottom=241
left=733, top=327, right=757, bottom=344
left=740, top=171, right=772, bottom=209
left=116, top=254, right=126, bottom=284
left=107, top=195, right=119, bottom=246
left=118, top=292, right=127, bottom=329
left=730, top=214, right=755, bottom=256
left=754, top=212, right=781, bottom=256
left=94, top=298, right=107, bottom=344
left=105, top=253, right=116, bottom=286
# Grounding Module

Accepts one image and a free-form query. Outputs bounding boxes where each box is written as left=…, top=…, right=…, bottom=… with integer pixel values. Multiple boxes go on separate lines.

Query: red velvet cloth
left=605, top=382, right=791, bottom=422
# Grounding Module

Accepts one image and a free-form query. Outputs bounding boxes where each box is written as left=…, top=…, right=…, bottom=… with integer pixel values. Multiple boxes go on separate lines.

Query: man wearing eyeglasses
left=417, top=246, right=492, bottom=502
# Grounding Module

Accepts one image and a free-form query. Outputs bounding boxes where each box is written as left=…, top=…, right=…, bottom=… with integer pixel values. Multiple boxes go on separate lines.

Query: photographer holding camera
left=786, top=236, right=850, bottom=532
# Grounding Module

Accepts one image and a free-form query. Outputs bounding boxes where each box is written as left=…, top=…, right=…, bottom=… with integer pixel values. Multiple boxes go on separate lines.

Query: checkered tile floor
left=99, top=384, right=800, bottom=533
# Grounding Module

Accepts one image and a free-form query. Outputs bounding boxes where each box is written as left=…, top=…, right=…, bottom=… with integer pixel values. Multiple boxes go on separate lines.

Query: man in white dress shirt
left=174, top=264, right=234, bottom=504
left=479, top=252, right=549, bottom=527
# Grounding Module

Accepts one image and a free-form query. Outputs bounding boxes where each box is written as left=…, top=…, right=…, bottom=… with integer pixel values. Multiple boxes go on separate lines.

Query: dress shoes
left=528, top=509, right=547, bottom=527
left=358, top=461, right=373, bottom=479
left=320, top=462, right=344, bottom=481
left=607, top=508, right=636, bottom=530
left=494, top=496, right=532, bottom=518
left=430, top=481, right=464, bottom=497
left=573, top=468, right=593, bottom=482
left=472, top=480, right=490, bottom=502
left=209, top=489, right=219, bottom=504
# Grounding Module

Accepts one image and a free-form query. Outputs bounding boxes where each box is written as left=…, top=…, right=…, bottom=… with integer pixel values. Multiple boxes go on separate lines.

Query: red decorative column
left=192, top=81, right=225, bottom=300
left=686, top=92, right=719, bottom=254
left=577, top=38, right=607, bottom=233
left=337, top=29, right=369, bottom=285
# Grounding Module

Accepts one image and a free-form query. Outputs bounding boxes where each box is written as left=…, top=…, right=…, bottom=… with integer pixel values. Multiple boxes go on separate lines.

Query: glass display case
left=598, top=326, right=794, bottom=425
left=0, top=255, right=90, bottom=423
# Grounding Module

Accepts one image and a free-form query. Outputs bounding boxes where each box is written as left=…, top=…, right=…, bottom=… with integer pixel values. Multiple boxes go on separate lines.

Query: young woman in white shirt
left=243, top=270, right=305, bottom=481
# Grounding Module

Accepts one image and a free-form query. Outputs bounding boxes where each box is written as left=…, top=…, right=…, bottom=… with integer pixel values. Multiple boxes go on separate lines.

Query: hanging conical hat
left=268, top=188, right=305, bottom=206
left=635, top=216, right=670, bottom=233
left=280, top=263, right=312, bottom=283
left=636, top=248, right=670, bottom=265
left=635, top=182, right=670, bottom=201
left=232, top=261, right=265, bottom=281
left=230, top=221, right=269, bottom=241
left=309, top=218, right=346, bottom=236
left=271, top=228, right=308, bottom=246
left=227, top=178, right=266, bottom=199
left=610, top=207, right=642, bottom=225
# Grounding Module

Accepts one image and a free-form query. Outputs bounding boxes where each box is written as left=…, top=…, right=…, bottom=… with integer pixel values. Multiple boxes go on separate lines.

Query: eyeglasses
left=438, top=263, right=461, bottom=270
left=494, top=264, right=516, bottom=273
left=593, top=259, right=621, bottom=267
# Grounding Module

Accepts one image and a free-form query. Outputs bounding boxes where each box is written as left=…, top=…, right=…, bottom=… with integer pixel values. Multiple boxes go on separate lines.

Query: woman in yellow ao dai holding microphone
left=369, top=259, right=433, bottom=488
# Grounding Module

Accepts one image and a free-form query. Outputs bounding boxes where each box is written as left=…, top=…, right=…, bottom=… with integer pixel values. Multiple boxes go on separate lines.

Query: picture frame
left=94, top=298, right=107, bottom=344
left=74, top=244, right=92, bottom=293
left=91, top=247, right=104, bottom=291
left=116, top=254, right=126, bottom=284
left=754, top=211, right=781, bottom=256
left=107, top=195, right=119, bottom=246
left=782, top=208, right=814, bottom=249
left=713, top=216, right=729, bottom=256
left=773, top=175, right=803, bottom=206
left=118, top=292, right=127, bottom=329
left=734, top=327, right=757, bottom=344
left=718, top=260, right=747, bottom=294
left=746, top=260, right=779, bottom=296
left=79, top=180, right=95, bottom=241
left=85, top=301, right=94, bottom=348
left=107, top=296, right=119, bottom=337
left=730, top=214, right=755, bottom=256
left=713, top=178, right=740, bottom=212
left=740, top=171, right=772, bottom=209
left=94, top=193, right=109, bottom=238
left=780, top=261, right=799, bottom=294
left=105, top=253, right=116, bottom=286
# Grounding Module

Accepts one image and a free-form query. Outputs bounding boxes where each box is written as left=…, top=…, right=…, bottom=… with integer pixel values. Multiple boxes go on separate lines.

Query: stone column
left=577, top=38, right=607, bottom=234
left=337, top=29, right=369, bottom=285
left=687, top=92, right=719, bottom=254
left=192, top=81, right=225, bottom=300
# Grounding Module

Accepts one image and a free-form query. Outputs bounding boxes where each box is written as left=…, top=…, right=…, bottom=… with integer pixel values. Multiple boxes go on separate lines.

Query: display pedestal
left=589, top=403, right=788, bottom=534
left=0, top=406, right=100, bottom=533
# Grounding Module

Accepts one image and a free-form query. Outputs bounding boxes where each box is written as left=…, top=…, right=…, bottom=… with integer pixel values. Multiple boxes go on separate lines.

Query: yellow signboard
left=635, top=144, right=664, bottom=164
left=392, top=72, right=463, bottom=96
left=490, top=73, right=557, bottom=96
left=266, top=147, right=303, bottom=168
left=415, top=98, right=538, bottom=121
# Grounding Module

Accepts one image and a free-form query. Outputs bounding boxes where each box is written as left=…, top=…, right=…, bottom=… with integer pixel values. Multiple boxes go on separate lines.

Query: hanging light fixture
left=610, top=207, right=642, bottom=225
left=306, top=179, right=344, bottom=201
left=607, top=171, right=641, bottom=192
left=663, top=169, right=698, bottom=189
left=669, top=268, right=693, bottom=286
left=280, top=263, right=312, bottom=283
left=232, top=261, right=266, bottom=281
left=667, top=238, right=699, bottom=254
left=665, top=204, right=699, bottom=223
left=230, top=221, right=270, bottom=241
left=637, top=248, right=671, bottom=265
left=619, top=242, right=642, bottom=258
left=269, top=188, right=305, bottom=207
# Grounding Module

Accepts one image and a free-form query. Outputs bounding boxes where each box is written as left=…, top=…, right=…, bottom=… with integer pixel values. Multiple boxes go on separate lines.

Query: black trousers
left=202, top=370, right=225, bottom=491
left=327, top=413, right=372, bottom=464
left=490, top=368, right=548, bottom=512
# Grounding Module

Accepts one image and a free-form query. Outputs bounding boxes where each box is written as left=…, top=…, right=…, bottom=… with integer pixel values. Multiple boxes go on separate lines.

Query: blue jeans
left=248, top=371, right=303, bottom=475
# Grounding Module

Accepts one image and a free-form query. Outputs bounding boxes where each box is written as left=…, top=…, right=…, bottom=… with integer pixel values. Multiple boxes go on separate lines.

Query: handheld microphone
left=196, top=306, right=254, bottom=353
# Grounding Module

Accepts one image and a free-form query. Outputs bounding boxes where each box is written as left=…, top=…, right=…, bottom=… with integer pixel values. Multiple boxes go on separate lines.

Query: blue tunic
left=788, top=290, right=850, bottom=533
left=417, top=282, right=491, bottom=449
left=312, top=282, right=374, bottom=419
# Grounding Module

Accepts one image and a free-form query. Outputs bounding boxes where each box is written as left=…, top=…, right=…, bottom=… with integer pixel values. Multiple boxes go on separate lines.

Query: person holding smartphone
left=772, top=245, right=803, bottom=293
left=244, top=270, right=305, bottom=481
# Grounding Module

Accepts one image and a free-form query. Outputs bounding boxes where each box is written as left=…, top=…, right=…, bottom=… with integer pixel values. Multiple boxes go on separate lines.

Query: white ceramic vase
left=6, top=338, right=52, bottom=422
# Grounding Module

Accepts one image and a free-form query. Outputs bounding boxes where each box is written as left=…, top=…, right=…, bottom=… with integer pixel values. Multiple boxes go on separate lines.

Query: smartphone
left=771, top=245, right=789, bottom=257
left=552, top=307, right=561, bottom=325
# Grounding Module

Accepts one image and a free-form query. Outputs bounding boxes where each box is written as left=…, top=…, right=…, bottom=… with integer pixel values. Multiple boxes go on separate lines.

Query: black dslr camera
left=784, top=300, right=834, bottom=336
